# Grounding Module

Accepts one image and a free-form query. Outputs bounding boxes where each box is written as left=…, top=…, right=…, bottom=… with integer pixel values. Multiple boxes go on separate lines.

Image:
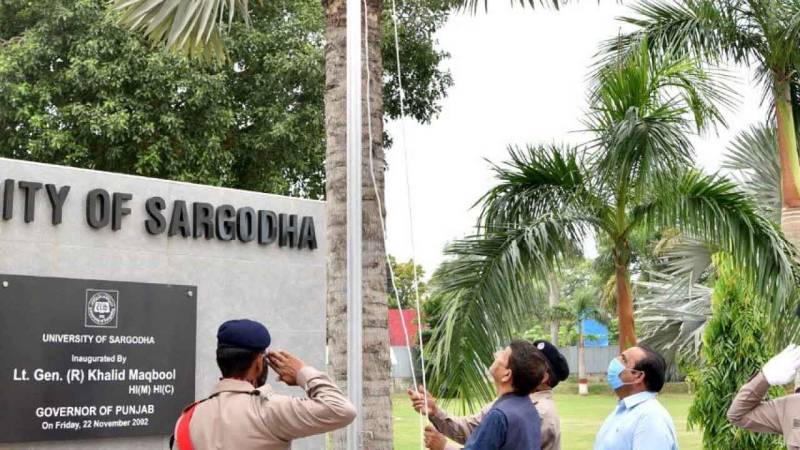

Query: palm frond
left=652, top=235, right=715, bottom=283
left=478, top=144, right=607, bottom=231
left=597, top=0, right=800, bottom=108
left=425, top=215, right=591, bottom=406
left=632, top=170, right=800, bottom=319
left=587, top=41, right=735, bottom=194
left=635, top=270, right=712, bottom=367
left=721, top=123, right=780, bottom=221
left=115, top=0, right=251, bottom=61
left=595, top=0, right=748, bottom=69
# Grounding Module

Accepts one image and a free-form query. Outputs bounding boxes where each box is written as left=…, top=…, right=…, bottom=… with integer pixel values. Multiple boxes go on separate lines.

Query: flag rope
left=361, top=0, right=430, bottom=447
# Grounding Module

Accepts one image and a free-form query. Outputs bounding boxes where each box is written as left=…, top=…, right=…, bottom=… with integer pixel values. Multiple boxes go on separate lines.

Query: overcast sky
left=384, top=1, right=769, bottom=277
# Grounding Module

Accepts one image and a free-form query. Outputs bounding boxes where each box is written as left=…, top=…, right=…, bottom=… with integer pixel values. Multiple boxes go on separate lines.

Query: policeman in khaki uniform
left=727, top=344, right=800, bottom=449
left=172, top=319, right=356, bottom=450
left=409, top=340, right=569, bottom=450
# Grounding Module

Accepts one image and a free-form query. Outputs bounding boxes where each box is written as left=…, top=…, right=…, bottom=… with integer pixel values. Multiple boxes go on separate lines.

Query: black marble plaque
left=0, top=274, right=196, bottom=442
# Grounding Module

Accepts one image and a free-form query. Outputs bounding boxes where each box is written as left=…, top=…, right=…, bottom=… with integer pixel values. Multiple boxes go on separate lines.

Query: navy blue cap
left=532, top=340, right=569, bottom=387
left=217, top=319, right=271, bottom=351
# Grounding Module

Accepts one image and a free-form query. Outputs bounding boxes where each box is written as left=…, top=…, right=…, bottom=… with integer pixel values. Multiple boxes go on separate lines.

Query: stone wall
left=0, top=158, right=327, bottom=449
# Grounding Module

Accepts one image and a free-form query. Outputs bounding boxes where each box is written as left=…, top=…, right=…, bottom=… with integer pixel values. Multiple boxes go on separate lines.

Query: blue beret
left=217, top=319, right=271, bottom=351
left=532, top=340, right=569, bottom=386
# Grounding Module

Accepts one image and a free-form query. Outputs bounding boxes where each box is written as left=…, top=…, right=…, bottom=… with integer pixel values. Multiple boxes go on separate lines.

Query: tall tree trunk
left=578, top=321, right=588, bottom=396
left=547, top=272, right=560, bottom=346
left=324, top=0, right=392, bottom=448
left=615, top=263, right=636, bottom=350
left=776, top=81, right=800, bottom=248
left=775, top=81, right=800, bottom=392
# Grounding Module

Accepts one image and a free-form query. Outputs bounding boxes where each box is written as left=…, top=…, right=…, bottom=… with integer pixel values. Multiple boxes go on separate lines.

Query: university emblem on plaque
left=85, top=289, right=119, bottom=328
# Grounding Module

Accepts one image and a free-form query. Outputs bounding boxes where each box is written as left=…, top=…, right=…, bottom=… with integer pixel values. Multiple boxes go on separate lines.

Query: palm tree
left=425, top=42, right=799, bottom=405
left=549, top=285, right=608, bottom=395
left=597, top=0, right=800, bottom=248
left=547, top=272, right=561, bottom=345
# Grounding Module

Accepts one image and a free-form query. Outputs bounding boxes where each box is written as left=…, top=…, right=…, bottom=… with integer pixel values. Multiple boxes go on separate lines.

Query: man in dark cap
left=409, top=339, right=569, bottom=450
left=172, top=319, right=356, bottom=450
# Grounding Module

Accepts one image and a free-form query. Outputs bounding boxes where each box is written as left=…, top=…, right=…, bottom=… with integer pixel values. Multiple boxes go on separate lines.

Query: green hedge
left=687, top=255, right=784, bottom=449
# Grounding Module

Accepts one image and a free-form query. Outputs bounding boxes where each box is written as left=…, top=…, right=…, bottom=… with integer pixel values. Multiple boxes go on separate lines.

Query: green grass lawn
left=393, top=386, right=701, bottom=449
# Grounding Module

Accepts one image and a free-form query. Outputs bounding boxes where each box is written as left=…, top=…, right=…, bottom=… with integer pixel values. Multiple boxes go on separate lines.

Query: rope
left=361, top=1, right=430, bottom=447
left=387, top=0, right=430, bottom=433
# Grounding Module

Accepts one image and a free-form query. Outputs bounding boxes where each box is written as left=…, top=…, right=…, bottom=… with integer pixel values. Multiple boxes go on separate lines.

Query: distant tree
left=560, top=287, right=608, bottom=396
left=0, top=0, right=453, bottom=198
left=420, top=291, right=445, bottom=345
left=388, top=255, right=428, bottom=310
left=524, top=260, right=609, bottom=395
left=523, top=260, right=609, bottom=344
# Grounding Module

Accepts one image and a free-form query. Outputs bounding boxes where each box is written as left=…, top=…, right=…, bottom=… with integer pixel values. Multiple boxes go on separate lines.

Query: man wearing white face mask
left=593, top=345, right=678, bottom=450
left=727, top=344, right=800, bottom=449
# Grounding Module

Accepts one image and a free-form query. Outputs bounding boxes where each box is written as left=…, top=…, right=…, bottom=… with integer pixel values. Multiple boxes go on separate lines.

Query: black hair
left=633, top=344, right=667, bottom=392
left=216, top=346, right=262, bottom=378
left=508, top=340, right=547, bottom=396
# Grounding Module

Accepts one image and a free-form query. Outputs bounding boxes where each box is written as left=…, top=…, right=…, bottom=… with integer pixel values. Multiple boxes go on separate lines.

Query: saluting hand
left=407, top=385, right=438, bottom=417
left=763, top=344, right=800, bottom=386
left=423, top=426, right=447, bottom=450
left=267, top=350, right=305, bottom=386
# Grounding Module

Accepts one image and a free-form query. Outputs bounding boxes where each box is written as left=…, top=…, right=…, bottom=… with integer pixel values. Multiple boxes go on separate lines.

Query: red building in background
left=388, top=309, right=418, bottom=347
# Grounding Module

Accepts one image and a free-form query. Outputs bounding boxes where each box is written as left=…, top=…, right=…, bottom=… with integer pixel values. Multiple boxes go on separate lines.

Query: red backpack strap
left=170, top=389, right=260, bottom=450
left=173, top=400, right=203, bottom=450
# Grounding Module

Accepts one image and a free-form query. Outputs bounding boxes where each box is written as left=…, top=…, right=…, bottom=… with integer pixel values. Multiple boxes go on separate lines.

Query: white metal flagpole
left=345, top=0, right=363, bottom=447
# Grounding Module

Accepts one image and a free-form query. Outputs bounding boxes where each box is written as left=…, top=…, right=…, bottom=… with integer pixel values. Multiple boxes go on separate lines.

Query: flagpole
left=345, top=0, right=363, bottom=447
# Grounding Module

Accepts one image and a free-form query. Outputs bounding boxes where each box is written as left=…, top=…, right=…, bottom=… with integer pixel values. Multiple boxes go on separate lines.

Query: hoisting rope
left=361, top=0, right=430, bottom=447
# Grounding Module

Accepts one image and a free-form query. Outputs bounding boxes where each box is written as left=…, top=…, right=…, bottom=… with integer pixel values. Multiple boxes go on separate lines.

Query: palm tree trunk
left=547, top=272, right=560, bottom=345
left=615, top=263, right=637, bottom=350
left=578, top=322, right=588, bottom=396
left=324, top=0, right=392, bottom=448
left=774, top=81, right=800, bottom=393
left=775, top=81, right=800, bottom=248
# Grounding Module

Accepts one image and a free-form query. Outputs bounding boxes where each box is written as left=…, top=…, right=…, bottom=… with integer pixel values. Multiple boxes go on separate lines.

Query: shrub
left=687, top=255, right=785, bottom=449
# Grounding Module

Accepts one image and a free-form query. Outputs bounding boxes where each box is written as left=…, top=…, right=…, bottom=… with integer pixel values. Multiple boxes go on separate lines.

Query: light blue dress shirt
left=593, top=391, right=678, bottom=450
